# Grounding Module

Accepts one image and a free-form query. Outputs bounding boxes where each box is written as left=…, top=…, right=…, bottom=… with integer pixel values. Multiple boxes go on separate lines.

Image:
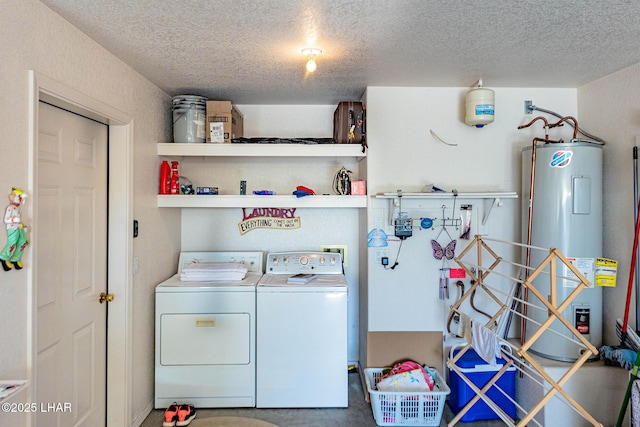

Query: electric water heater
left=522, top=142, right=603, bottom=361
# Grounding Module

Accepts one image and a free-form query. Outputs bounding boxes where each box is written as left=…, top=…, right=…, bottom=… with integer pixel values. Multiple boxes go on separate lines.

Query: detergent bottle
left=159, top=160, right=170, bottom=194
left=170, top=161, right=180, bottom=194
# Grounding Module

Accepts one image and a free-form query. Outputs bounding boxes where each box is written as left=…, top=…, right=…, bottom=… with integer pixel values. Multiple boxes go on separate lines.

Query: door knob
left=99, top=292, right=114, bottom=304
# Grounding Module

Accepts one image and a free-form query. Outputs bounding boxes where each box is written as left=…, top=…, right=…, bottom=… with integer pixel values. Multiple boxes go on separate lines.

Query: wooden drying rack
left=446, top=235, right=602, bottom=427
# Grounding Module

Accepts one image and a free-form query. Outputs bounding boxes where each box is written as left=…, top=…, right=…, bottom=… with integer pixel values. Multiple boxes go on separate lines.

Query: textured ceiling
left=40, top=0, right=640, bottom=104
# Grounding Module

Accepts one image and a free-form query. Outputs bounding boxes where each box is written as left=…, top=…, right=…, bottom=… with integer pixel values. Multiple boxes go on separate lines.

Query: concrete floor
left=140, top=372, right=506, bottom=427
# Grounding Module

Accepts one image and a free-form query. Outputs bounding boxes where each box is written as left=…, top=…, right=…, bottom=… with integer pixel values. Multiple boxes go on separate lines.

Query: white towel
left=180, top=262, right=248, bottom=282
left=471, top=321, right=501, bottom=366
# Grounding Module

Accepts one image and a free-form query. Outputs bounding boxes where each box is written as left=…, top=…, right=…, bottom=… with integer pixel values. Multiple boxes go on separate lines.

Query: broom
left=611, top=195, right=640, bottom=353
left=613, top=147, right=640, bottom=427
left=602, top=153, right=640, bottom=364
left=615, top=318, right=640, bottom=352
left=620, top=149, right=640, bottom=349
left=600, top=199, right=640, bottom=369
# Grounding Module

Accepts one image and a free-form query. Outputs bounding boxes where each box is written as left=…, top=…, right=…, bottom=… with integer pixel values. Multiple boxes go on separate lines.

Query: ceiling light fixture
left=302, top=48, right=322, bottom=72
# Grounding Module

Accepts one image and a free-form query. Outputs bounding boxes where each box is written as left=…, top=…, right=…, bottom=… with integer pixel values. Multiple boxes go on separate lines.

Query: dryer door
left=160, top=312, right=251, bottom=365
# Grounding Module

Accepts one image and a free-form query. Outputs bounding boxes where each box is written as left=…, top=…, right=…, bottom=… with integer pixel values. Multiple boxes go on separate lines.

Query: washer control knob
left=272, top=257, right=279, bottom=265
left=319, top=257, right=325, bottom=265
left=330, top=256, right=336, bottom=265
left=299, top=256, right=309, bottom=265
left=283, top=256, right=290, bottom=264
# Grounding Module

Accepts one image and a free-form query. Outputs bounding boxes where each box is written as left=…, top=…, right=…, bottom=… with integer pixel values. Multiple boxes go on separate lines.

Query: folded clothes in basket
left=377, top=360, right=436, bottom=392
left=180, top=262, right=248, bottom=282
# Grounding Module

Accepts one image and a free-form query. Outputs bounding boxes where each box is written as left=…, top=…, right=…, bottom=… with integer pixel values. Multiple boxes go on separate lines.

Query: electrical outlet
left=375, top=249, right=388, bottom=264
left=319, top=244, right=348, bottom=267
left=133, top=256, right=139, bottom=274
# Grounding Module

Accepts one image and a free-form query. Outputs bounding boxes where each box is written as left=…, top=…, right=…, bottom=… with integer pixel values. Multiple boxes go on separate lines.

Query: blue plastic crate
left=448, top=348, right=516, bottom=422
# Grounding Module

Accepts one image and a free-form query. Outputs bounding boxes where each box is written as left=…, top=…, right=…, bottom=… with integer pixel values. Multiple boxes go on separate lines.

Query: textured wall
left=0, top=1, right=179, bottom=425
left=579, top=63, right=640, bottom=346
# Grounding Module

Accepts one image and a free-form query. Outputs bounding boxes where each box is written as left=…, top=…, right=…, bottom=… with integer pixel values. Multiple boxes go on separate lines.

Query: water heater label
left=550, top=150, right=573, bottom=168
left=564, top=257, right=595, bottom=288
left=595, top=257, right=618, bottom=287
left=475, top=104, right=494, bottom=115
left=575, top=307, right=590, bottom=334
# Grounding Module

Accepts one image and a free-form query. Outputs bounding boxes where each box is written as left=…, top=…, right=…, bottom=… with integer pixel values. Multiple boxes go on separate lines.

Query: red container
left=170, top=161, right=179, bottom=194
left=159, top=161, right=170, bottom=194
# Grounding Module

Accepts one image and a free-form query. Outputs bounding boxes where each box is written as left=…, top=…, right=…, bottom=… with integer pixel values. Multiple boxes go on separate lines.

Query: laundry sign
left=238, top=208, right=301, bottom=235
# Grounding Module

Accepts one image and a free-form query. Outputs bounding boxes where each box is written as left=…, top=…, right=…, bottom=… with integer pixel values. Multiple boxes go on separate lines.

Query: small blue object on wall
left=421, top=217, right=433, bottom=229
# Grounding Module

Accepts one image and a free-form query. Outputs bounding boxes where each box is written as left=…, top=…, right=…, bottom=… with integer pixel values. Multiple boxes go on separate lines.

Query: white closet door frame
left=28, top=70, right=133, bottom=427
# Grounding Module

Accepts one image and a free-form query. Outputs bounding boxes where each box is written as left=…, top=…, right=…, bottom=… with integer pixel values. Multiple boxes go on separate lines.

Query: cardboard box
left=361, top=331, right=443, bottom=401
left=206, top=101, right=243, bottom=143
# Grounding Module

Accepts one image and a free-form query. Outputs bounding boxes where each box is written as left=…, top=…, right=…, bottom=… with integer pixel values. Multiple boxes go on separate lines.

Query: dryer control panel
left=266, top=251, right=343, bottom=274
left=178, top=251, right=264, bottom=274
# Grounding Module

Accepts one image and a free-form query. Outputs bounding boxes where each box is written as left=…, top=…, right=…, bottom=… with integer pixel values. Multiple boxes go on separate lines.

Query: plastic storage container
left=172, top=95, right=206, bottom=143
left=365, top=368, right=450, bottom=426
left=448, top=347, right=516, bottom=422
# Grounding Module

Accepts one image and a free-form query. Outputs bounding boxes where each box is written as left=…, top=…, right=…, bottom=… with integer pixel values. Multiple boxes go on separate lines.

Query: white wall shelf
left=158, top=194, right=367, bottom=208
left=375, top=191, right=518, bottom=199
left=375, top=191, right=518, bottom=225
left=157, top=143, right=366, bottom=159
left=157, top=143, right=366, bottom=208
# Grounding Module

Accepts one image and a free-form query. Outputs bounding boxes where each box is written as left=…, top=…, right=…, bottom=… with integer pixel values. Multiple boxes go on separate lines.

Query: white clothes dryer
left=155, top=251, right=263, bottom=408
left=256, top=251, right=348, bottom=408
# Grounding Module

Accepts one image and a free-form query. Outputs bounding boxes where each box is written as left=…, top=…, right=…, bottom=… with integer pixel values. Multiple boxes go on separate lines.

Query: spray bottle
left=159, top=160, right=170, bottom=194
left=170, top=161, right=180, bottom=194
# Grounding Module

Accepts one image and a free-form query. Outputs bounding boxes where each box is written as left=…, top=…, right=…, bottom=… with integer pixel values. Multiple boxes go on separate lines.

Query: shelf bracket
left=482, top=197, right=503, bottom=226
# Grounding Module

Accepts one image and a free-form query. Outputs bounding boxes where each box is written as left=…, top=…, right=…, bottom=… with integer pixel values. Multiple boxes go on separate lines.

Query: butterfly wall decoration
left=431, top=239, right=456, bottom=260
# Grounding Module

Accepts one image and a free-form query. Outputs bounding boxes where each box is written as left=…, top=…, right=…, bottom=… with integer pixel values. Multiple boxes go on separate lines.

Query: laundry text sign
left=238, top=208, right=301, bottom=234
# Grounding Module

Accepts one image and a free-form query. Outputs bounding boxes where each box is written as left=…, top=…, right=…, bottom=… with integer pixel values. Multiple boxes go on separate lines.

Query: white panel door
left=36, top=102, right=108, bottom=426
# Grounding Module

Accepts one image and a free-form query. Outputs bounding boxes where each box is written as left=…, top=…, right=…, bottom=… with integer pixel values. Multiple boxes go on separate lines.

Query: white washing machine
left=155, top=251, right=263, bottom=408
left=256, top=251, right=348, bottom=408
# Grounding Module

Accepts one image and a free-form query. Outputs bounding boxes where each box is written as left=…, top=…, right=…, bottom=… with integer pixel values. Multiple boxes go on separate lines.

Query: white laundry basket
left=365, top=368, right=450, bottom=426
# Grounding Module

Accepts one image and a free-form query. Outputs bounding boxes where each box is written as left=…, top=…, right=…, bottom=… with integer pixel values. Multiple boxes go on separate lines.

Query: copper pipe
left=521, top=136, right=562, bottom=347
left=549, top=116, right=579, bottom=139
left=517, top=116, right=575, bottom=348
left=518, top=116, right=550, bottom=139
